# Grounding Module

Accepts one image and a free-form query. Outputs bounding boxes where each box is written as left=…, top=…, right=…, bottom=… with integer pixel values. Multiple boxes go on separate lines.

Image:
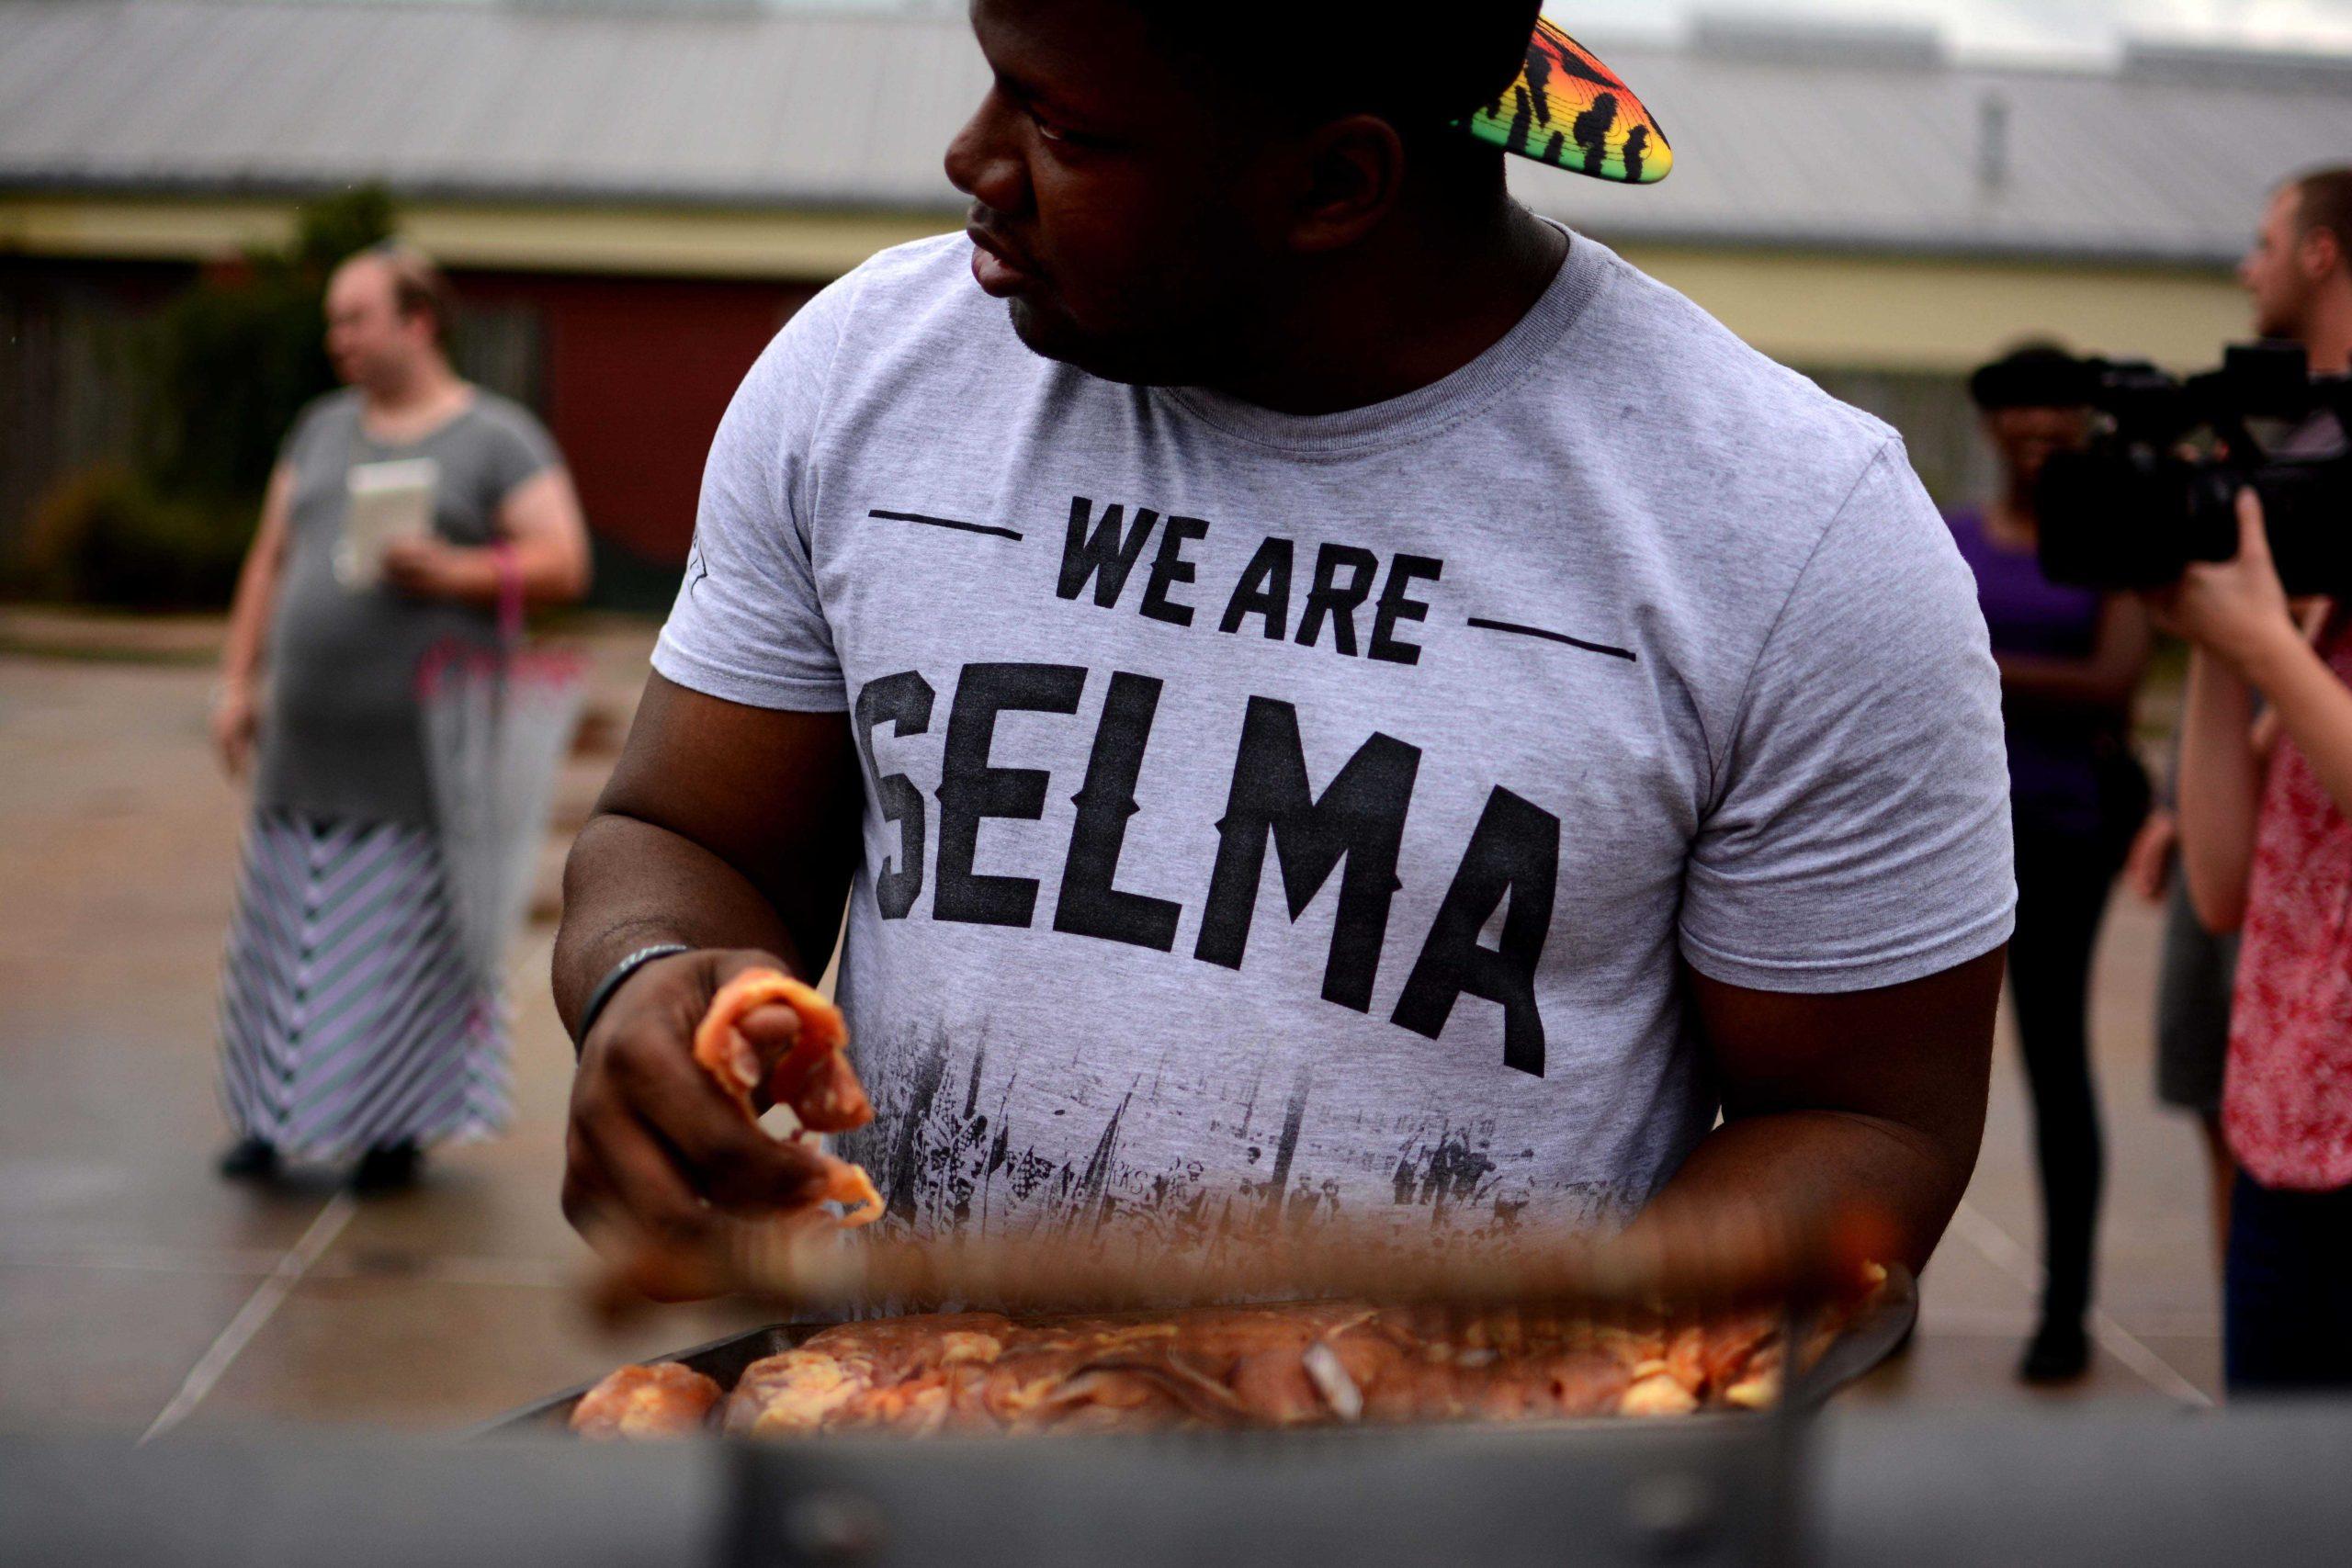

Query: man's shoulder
left=842, top=230, right=984, bottom=297
left=1566, top=236, right=1899, bottom=487
left=1530, top=239, right=1962, bottom=681
left=294, top=385, right=362, bottom=430
left=798, top=232, right=1001, bottom=354
left=738, top=232, right=1015, bottom=425
left=284, top=387, right=359, bottom=461
left=465, top=388, right=552, bottom=442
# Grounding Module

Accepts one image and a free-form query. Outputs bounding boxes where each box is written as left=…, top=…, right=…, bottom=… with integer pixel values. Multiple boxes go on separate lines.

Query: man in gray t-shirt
left=554, top=1, right=2013, bottom=1278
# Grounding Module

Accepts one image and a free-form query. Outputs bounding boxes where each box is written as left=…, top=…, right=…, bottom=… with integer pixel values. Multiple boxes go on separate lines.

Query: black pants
left=2226, top=1175, right=2352, bottom=1393
left=2010, top=811, right=2137, bottom=1325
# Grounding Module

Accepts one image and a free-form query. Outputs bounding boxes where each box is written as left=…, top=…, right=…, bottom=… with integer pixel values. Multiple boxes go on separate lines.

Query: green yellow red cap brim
left=1460, top=16, right=1673, bottom=185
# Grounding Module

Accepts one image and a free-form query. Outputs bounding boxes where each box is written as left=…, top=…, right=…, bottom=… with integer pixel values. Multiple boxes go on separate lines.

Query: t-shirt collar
left=1158, top=219, right=1607, bottom=457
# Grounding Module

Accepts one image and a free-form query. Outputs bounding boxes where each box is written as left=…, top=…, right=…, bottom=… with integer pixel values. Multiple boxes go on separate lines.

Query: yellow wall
left=3, top=193, right=2250, bottom=373
left=1617, top=243, right=2252, bottom=375
left=0, top=193, right=949, bottom=288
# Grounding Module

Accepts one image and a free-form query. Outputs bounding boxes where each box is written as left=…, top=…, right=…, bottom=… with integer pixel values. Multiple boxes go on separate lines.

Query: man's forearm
left=220, top=481, right=289, bottom=688
left=552, top=811, right=808, bottom=1041
left=1634, top=1108, right=1973, bottom=1279
left=1656, top=949, right=2003, bottom=1282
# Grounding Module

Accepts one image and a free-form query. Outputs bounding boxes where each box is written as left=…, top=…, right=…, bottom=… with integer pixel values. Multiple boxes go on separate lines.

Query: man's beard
left=1004, top=296, right=1231, bottom=389
left=2253, top=295, right=2308, bottom=346
left=1004, top=259, right=1294, bottom=393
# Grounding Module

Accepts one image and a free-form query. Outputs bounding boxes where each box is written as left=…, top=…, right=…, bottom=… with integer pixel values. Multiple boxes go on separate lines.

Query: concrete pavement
left=0, top=609, right=2224, bottom=1436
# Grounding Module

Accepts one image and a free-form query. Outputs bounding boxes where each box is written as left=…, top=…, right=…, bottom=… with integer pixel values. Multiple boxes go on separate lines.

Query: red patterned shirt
left=2224, top=625, right=2352, bottom=1191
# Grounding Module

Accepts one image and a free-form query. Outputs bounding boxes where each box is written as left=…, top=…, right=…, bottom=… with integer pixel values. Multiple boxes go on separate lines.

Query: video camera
left=2035, top=343, right=2352, bottom=596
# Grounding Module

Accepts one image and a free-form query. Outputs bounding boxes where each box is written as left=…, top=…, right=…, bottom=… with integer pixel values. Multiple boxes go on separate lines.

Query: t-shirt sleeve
left=277, top=394, right=338, bottom=472
left=481, top=401, right=564, bottom=501
left=1679, top=439, right=2016, bottom=993
left=650, top=279, right=854, bottom=713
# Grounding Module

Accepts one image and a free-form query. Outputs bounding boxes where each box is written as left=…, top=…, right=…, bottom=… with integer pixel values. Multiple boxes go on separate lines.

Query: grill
left=490, top=1263, right=1916, bottom=1439
left=447, top=1242, right=1920, bottom=1563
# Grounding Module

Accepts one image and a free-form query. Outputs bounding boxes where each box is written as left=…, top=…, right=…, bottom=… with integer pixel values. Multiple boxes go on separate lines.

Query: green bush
left=23, top=464, right=252, bottom=610
left=139, top=187, right=398, bottom=503
left=14, top=187, right=399, bottom=609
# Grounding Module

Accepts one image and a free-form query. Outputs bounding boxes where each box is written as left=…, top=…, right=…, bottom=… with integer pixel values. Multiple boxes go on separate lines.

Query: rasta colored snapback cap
left=1460, top=15, right=1672, bottom=186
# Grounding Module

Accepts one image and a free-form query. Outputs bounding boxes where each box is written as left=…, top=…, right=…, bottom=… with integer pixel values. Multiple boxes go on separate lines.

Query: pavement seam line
left=138, top=1191, right=359, bottom=1444
left=2086, top=1303, right=2215, bottom=1409
left=1949, top=1200, right=2215, bottom=1408
left=132, top=928, right=560, bottom=1441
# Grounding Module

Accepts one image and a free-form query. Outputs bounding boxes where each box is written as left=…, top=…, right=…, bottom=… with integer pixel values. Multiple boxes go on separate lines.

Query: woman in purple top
left=1948, top=346, right=2153, bottom=1383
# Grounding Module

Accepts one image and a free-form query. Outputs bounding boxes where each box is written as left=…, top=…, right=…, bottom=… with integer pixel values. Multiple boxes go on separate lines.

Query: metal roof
left=3, top=0, right=2348, bottom=265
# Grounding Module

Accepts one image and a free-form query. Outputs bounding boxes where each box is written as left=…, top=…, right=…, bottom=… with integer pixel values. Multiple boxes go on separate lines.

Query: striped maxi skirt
left=218, top=810, right=511, bottom=1160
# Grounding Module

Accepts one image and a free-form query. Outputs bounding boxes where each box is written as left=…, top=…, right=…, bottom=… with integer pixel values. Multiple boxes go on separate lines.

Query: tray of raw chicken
left=507, top=971, right=1914, bottom=1442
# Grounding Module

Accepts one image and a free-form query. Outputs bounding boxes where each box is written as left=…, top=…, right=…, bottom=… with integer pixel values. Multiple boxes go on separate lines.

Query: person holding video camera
left=2167, top=167, right=2352, bottom=1394
left=1948, top=344, right=2154, bottom=1383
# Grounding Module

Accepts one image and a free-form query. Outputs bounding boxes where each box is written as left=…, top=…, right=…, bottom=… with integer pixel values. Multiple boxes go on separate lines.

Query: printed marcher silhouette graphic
left=1572, top=94, right=1620, bottom=179
left=1462, top=17, right=1671, bottom=184
left=1522, top=37, right=1554, bottom=127
left=1623, top=124, right=1649, bottom=184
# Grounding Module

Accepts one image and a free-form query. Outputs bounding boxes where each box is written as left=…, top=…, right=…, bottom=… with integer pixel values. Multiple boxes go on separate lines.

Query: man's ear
left=2301, top=221, right=2346, bottom=287
left=1287, top=114, right=1407, bottom=254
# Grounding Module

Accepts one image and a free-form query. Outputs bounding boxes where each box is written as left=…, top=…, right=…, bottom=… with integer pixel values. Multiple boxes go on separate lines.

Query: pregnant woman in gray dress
left=209, top=243, right=590, bottom=1192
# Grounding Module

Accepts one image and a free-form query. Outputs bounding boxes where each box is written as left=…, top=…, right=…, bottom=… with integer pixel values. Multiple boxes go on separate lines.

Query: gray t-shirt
left=656, top=229, right=2014, bottom=1252
left=257, top=388, right=560, bottom=828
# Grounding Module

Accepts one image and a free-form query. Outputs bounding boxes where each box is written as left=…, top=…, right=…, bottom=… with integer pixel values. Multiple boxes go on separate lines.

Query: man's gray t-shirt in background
left=657, top=228, right=2015, bottom=1250
left=257, top=388, right=561, bottom=828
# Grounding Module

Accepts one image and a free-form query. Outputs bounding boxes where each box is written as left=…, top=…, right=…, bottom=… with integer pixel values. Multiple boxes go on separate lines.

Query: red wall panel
left=454, top=271, right=815, bottom=564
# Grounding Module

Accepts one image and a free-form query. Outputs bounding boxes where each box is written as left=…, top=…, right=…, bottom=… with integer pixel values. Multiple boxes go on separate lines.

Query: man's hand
left=2121, top=807, right=2178, bottom=905
left=381, top=535, right=482, bottom=601
left=551, top=679, right=865, bottom=1268
left=210, top=681, right=260, bottom=780
left=562, top=945, right=834, bottom=1264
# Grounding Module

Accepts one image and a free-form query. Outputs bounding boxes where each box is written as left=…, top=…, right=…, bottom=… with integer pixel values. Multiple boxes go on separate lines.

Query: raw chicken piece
left=1619, top=1373, right=1702, bottom=1417
left=570, top=1361, right=722, bottom=1438
left=688, top=969, right=881, bottom=1227
left=691, top=970, right=865, bottom=1129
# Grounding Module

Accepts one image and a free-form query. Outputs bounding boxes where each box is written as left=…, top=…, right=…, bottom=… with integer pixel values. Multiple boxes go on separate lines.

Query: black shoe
left=2019, top=1316, right=2091, bottom=1384
left=218, top=1136, right=279, bottom=1183
left=350, top=1141, right=423, bottom=1196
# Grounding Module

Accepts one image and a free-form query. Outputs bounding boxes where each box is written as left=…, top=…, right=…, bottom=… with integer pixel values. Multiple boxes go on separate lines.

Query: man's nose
left=944, top=89, right=1028, bottom=213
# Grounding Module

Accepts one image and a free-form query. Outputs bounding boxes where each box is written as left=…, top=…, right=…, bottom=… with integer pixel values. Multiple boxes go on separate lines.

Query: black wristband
left=575, top=943, right=693, bottom=1051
